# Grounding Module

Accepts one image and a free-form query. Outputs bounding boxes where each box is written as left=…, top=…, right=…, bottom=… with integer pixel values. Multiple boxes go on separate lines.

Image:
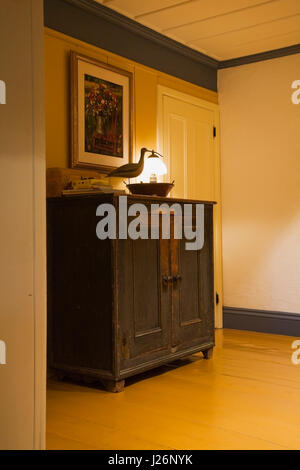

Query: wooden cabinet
left=47, top=194, right=215, bottom=392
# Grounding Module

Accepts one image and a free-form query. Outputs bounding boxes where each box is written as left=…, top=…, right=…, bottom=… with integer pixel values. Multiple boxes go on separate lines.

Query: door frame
left=32, top=0, right=47, bottom=449
left=157, top=85, right=223, bottom=328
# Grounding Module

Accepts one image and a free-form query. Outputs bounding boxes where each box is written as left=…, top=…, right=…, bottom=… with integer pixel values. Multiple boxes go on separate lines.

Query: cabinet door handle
left=172, top=274, right=182, bottom=282
left=162, top=275, right=172, bottom=283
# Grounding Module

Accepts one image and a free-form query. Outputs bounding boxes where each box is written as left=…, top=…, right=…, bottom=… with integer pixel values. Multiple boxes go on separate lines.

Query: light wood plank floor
left=47, top=329, right=300, bottom=450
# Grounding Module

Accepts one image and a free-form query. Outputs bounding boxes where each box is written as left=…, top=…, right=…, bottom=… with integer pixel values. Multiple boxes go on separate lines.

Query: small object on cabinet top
left=62, top=188, right=125, bottom=197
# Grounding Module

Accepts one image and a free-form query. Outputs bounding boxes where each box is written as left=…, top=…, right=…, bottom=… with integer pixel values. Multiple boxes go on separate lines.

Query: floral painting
left=84, top=75, right=123, bottom=158
left=71, top=52, right=132, bottom=172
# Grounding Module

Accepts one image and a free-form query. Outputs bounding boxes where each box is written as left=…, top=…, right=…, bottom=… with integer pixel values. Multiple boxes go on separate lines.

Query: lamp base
left=126, top=182, right=174, bottom=197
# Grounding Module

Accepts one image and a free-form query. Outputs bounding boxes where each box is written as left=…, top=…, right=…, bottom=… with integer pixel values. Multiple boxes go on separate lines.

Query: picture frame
left=70, top=51, right=133, bottom=173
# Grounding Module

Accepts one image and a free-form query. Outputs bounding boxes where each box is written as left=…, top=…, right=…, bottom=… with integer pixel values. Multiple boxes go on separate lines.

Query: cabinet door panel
left=133, top=238, right=161, bottom=334
left=172, top=206, right=214, bottom=349
left=178, top=244, right=201, bottom=325
left=118, top=236, right=171, bottom=368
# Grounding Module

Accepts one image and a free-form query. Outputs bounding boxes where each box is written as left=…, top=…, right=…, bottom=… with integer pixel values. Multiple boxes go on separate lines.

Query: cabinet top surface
left=47, top=192, right=217, bottom=205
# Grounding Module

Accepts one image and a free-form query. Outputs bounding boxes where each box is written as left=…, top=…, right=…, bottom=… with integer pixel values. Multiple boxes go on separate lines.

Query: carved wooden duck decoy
left=107, top=147, right=150, bottom=178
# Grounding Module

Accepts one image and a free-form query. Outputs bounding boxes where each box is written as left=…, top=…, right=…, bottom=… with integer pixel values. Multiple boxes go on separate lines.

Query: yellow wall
left=218, top=54, right=300, bottom=313
left=44, top=27, right=218, bottom=171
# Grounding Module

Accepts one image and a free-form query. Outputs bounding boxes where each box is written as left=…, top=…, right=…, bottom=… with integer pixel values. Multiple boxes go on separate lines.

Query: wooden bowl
left=126, top=182, right=174, bottom=197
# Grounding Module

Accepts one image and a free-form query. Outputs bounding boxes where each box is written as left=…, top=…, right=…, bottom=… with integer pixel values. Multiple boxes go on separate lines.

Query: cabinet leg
left=202, top=347, right=213, bottom=359
left=103, top=379, right=125, bottom=393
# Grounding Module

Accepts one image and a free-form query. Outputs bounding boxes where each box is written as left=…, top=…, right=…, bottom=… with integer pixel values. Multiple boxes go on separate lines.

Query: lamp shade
left=141, top=154, right=167, bottom=182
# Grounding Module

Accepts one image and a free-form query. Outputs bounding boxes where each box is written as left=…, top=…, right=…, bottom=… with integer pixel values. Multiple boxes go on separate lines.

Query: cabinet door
left=118, top=236, right=171, bottom=367
left=171, top=206, right=214, bottom=349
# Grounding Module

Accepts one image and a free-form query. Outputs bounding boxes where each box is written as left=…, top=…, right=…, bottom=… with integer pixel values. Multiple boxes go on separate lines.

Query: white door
left=157, top=86, right=223, bottom=327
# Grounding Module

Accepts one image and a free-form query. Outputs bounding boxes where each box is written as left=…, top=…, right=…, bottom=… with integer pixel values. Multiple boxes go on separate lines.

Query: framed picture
left=70, top=51, right=133, bottom=172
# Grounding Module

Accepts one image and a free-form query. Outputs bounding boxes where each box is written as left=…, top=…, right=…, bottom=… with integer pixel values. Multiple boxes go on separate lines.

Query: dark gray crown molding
left=44, top=0, right=218, bottom=91
left=63, top=0, right=218, bottom=69
left=44, top=0, right=300, bottom=90
left=218, top=43, right=300, bottom=69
